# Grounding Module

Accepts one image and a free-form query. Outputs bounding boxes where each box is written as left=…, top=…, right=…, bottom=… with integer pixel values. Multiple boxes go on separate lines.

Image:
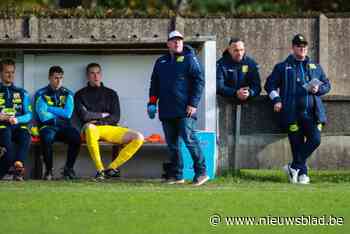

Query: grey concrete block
left=37, top=18, right=171, bottom=44
left=328, top=18, right=350, bottom=96
left=236, top=134, right=350, bottom=170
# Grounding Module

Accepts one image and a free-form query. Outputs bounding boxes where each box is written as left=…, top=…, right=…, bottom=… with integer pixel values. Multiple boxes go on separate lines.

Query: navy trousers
left=288, top=114, right=321, bottom=175
left=39, top=126, right=81, bottom=172
left=0, top=125, right=31, bottom=179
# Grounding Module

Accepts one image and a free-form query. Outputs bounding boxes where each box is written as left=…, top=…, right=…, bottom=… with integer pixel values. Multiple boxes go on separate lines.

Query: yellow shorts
left=83, top=125, right=130, bottom=143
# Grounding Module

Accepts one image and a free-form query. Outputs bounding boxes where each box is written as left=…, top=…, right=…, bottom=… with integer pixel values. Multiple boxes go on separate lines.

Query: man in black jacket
left=74, top=63, right=144, bottom=180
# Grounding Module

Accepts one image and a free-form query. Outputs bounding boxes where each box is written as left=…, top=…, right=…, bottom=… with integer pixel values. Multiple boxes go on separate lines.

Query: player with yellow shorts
left=75, top=63, right=144, bottom=180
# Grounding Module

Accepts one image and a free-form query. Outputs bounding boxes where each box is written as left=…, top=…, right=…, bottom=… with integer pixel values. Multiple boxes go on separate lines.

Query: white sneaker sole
left=193, top=176, right=209, bottom=186
left=283, top=165, right=299, bottom=184
left=298, top=176, right=310, bottom=185
left=166, top=179, right=185, bottom=185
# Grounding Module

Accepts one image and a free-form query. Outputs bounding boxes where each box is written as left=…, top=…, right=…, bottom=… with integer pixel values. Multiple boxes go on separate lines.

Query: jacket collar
left=286, top=54, right=310, bottom=66
left=0, top=82, right=14, bottom=89
left=87, top=82, right=104, bottom=89
left=166, top=44, right=195, bottom=59
left=222, top=49, right=246, bottom=65
left=47, top=85, right=63, bottom=93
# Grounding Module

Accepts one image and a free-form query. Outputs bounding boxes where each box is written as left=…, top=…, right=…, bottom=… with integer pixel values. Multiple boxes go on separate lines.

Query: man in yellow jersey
left=74, top=63, right=144, bottom=180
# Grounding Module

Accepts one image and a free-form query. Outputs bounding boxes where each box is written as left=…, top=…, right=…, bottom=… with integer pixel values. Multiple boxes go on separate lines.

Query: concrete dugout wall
left=0, top=17, right=217, bottom=178
left=1, top=15, right=350, bottom=174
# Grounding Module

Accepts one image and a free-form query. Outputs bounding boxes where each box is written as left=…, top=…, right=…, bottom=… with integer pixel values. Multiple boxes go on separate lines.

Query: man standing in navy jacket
left=265, top=34, right=331, bottom=184
left=147, top=31, right=208, bottom=186
left=216, top=38, right=261, bottom=102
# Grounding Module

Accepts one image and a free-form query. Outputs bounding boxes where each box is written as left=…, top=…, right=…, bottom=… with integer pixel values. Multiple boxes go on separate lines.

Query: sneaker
left=193, top=175, right=209, bottom=186
left=283, top=164, right=299, bottom=184
left=44, top=170, right=53, bottom=181
left=298, top=174, right=310, bottom=184
left=94, top=170, right=105, bottom=181
left=104, top=168, right=121, bottom=178
left=13, top=161, right=25, bottom=181
left=62, top=167, right=77, bottom=180
left=165, top=178, right=185, bottom=185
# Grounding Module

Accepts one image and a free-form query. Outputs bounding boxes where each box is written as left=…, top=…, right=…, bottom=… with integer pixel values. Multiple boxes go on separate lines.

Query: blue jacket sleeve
left=247, top=62, right=262, bottom=98
left=149, top=60, right=160, bottom=104
left=264, top=64, right=282, bottom=104
left=35, top=95, right=55, bottom=122
left=216, top=62, right=236, bottom=97
left=188, top=55, right=205, bottom=108
left=17, top=92, right=33, bottom=124
left=315, top=65, right=331, bottom=96
left=47, top=94, right=74, bottom=119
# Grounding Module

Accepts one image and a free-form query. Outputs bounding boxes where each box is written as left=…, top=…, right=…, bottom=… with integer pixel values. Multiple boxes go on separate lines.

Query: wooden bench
left=30, top=136, right=166, bottom=179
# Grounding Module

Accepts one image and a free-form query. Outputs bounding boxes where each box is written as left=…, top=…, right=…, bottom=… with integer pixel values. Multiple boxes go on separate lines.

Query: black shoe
left=62, top=167, right=77, bottom=180
left=94, top=170, right=105, bottom=181
left=104, top=168, right=121, bottom=178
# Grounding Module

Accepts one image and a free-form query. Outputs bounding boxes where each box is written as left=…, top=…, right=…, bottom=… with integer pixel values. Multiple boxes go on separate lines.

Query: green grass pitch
left=0, top=170, right=349, bottom=234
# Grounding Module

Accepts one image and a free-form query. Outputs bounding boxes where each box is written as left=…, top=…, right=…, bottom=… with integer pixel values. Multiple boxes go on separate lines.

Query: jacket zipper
left=299, top=62, right=308, bottom=114
left=54, top=92, right=58, bottom=125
